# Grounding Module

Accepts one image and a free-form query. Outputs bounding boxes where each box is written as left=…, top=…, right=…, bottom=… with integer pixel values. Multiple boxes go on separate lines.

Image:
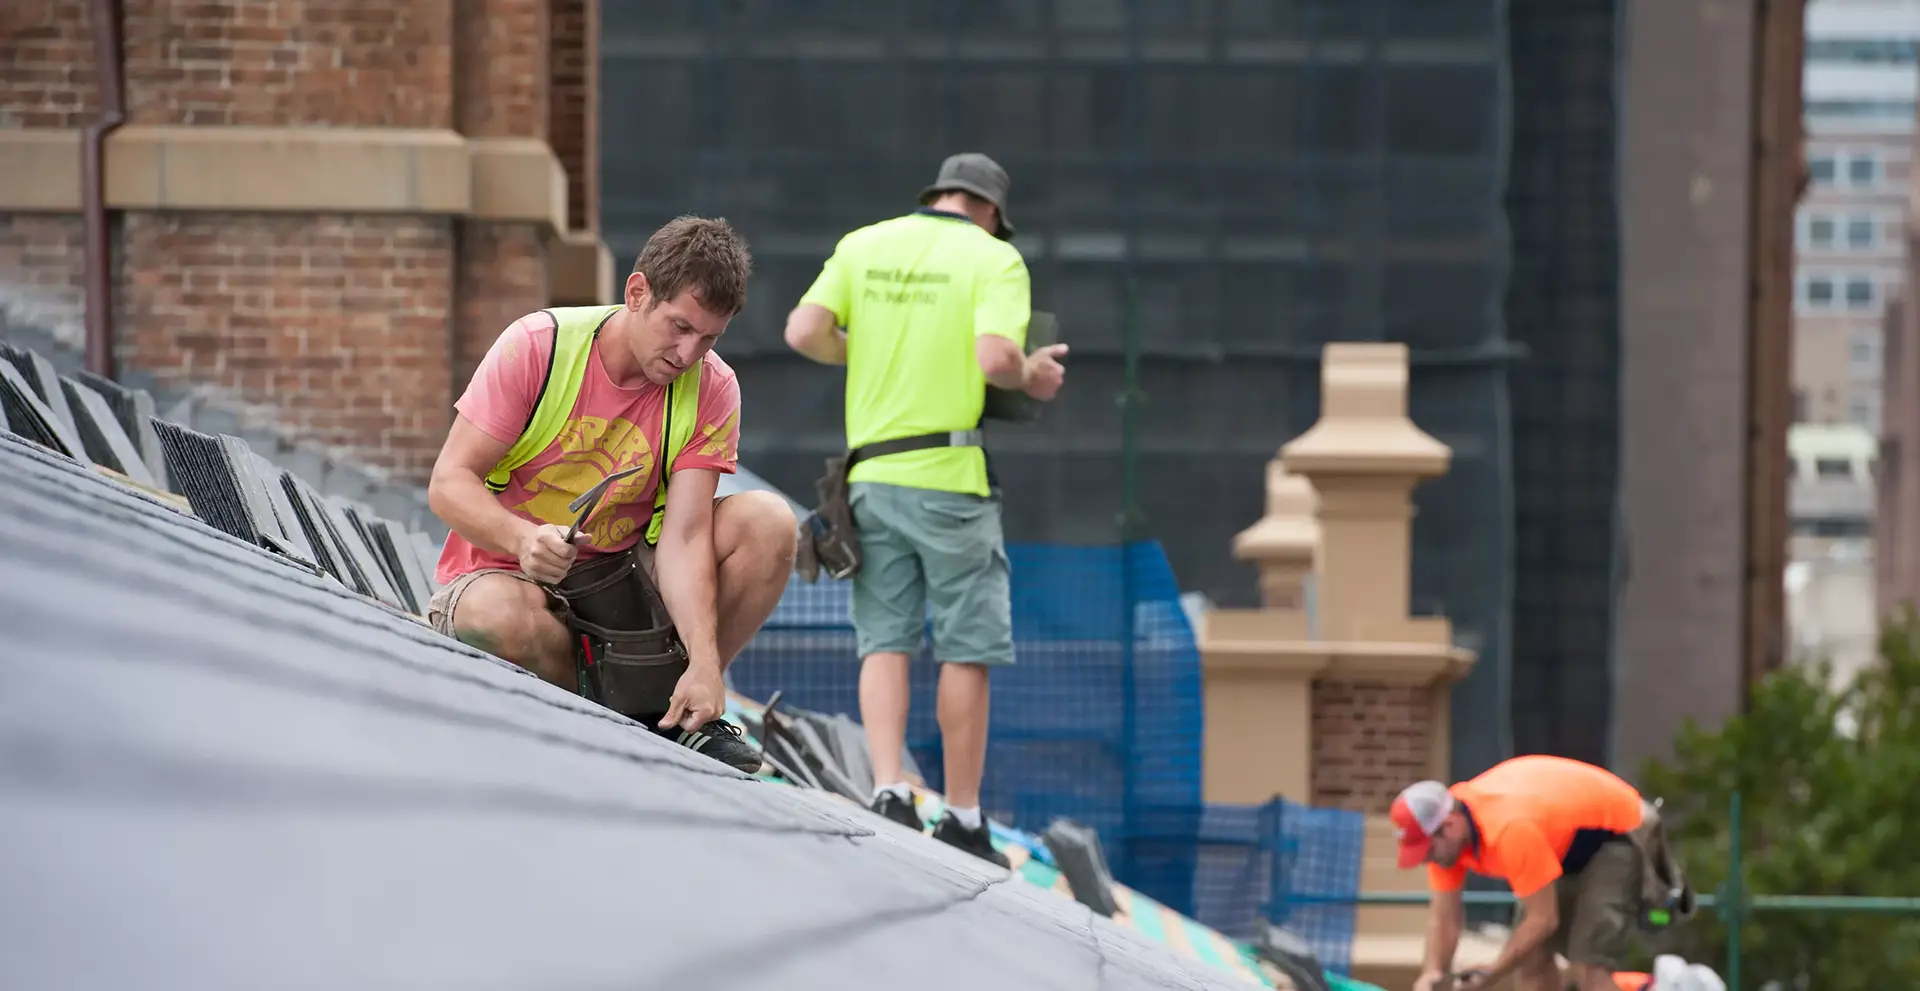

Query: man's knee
left=1568, top=962, right=1622, bottom=991
left=450, top=574, right=568, bottom=668
left=718, top=490, right=798, bottom=578
left=1515, top=945, right=1563, bottom=990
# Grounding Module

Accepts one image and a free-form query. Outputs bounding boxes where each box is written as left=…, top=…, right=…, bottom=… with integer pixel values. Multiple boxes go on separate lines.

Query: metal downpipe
left=82, top=0, right=126, bottom=380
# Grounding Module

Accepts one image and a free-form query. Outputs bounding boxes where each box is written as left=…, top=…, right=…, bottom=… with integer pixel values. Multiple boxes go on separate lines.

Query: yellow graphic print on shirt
left=512, top=415, right=655, bottom=549
left=697, top=409, right=739, bottom=459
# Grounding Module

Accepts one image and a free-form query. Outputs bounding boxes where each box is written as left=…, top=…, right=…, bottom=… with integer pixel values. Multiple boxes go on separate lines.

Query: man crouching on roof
left=425, top=216, right=796, bottom=773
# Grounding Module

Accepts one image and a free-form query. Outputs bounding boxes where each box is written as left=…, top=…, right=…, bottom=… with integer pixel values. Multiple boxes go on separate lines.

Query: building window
left=1847, top=154, right=1880, bottom=187
left=1845, top=277, right=1875, bottom=310
left=1793, top=387, right=1809, bottom=421
left=1809, top=154, right=1836, bottom=186
left=1851, top=329, right=1880, bottom=378
left=1806, top=39, right=1920, bottom=65
left=1798, top=517, right=1873, bottom=538
left=1845, top=215, right=1876, bottom=249
left=1807, top=99, right=1919, bottom=122
left=1815, top=457, right=1853, bottom=479
left=1808, top=214, right=1836, bottom=247
left=1850, top=397, right=1876, bottom=429
left=1804, top=275, right=1836, bottom=309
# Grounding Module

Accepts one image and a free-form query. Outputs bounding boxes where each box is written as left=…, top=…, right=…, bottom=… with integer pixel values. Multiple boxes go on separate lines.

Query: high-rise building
left=1795, top=0, right=1920, bottom=436
left=1790, top=0, right=1920, bottom=668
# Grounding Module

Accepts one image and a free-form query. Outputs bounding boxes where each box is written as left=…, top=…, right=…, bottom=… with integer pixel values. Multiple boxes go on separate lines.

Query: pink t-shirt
left=435, top=310, right=741, bottom=584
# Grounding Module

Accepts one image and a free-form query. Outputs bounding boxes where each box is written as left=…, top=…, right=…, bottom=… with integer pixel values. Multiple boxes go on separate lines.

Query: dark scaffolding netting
left=602, top=0, right=1516, bottom=807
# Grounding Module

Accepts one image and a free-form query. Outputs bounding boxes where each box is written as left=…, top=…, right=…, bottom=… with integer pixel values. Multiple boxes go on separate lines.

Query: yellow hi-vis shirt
left=798, top=209, right=1031, bottom=497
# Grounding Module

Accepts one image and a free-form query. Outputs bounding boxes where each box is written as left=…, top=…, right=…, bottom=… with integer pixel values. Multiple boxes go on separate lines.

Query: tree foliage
left=1637, top=614, right=1920, bottom=989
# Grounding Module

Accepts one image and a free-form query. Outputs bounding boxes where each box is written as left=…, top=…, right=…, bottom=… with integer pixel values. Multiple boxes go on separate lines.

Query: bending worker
left=426, top=216, right=796, bottom=774
left=1392, top=755, right=1655, bottom=991
left=784, top=153, right=1067, bottom=866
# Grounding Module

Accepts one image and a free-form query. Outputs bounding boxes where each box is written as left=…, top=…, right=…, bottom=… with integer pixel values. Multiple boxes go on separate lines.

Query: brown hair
left=632, top=215, right=753, bottom=316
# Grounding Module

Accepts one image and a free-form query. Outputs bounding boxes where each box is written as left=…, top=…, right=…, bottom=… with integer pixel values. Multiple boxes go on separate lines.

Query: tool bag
left=795, top=451, right=864, bottom=582
left=1629, top=798, right=1697, bottom=928
left=794, top=429, right=985, bottom=583
left=549, top=545, right=687, bottom=718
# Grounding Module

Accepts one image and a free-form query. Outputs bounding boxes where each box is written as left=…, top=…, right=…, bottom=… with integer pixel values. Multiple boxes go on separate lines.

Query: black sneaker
left=653, top=718, right=762, bottom=774
left=932, top=812, right=1010, bottom=868
left=870, top=790, right=923, bottom=832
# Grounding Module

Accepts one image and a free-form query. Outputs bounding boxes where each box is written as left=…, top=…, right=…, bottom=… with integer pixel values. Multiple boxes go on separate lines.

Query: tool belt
left=794, top=428, right=984, bottom=583
left=1629, top=799, right=1697, bottom=928
left=547, top=544, right=687, bottom=718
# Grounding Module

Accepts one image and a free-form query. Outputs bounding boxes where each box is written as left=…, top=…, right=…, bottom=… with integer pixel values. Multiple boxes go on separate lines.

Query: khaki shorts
left=427, top=543, right=659, bottom=639
left=1518, top=837, right=1643, bottom=969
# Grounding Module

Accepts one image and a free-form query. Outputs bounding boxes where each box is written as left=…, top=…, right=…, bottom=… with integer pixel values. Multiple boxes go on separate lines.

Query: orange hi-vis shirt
left=1427, top=754, right=1645, bottom=899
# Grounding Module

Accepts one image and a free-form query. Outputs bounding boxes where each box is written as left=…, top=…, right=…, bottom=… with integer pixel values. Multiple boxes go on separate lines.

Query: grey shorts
left=849, top=481, right=1014, bottom=667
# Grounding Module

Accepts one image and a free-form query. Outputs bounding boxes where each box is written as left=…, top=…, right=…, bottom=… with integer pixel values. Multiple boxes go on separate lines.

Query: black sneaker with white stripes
left=650, top=718, right=763, bottom=774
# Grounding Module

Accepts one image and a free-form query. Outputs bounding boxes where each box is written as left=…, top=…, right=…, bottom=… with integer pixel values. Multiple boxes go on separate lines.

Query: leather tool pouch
left=796, top=452, right=863, bottom=583
left=550, top=546, right=687, bottom=717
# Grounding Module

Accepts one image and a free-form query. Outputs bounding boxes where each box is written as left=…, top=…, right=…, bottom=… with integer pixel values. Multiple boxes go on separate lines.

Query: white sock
left=947, top=805, right=983, bottom=830
left=873, top=782, right=912, bottom=804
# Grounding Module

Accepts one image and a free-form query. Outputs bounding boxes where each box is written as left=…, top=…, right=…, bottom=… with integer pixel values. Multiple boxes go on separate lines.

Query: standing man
left=783, top=153, right=1067, bottom=866
left=1391, top=755, right=1653, bottom=991
left=427, top=216, right=796, bottom=774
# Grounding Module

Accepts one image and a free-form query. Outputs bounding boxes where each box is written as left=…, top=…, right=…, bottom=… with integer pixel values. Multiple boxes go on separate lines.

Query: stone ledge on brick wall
left=0, top=127, right=574, bottom=235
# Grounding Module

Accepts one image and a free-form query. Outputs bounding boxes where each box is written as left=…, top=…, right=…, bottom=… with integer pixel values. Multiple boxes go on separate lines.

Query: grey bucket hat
left=917, top=152, right=1016, bottom=240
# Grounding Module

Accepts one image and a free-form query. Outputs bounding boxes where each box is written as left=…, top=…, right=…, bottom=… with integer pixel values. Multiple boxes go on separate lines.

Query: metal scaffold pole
left=1726, top=788, right=1744, bottom=990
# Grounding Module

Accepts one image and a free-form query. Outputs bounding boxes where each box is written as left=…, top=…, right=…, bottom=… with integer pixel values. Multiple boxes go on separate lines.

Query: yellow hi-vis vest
left=484, top=304, right=703, bottom=547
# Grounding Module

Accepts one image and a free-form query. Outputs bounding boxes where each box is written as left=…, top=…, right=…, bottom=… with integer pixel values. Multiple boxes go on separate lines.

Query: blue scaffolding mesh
left=1270, top=802, right=1369, bottom=973
left=730, top=541, right=1202, bottom=879
left=1126, top=799, right=1365, bottom=974
left=729, top=538, right=1366, bottom=963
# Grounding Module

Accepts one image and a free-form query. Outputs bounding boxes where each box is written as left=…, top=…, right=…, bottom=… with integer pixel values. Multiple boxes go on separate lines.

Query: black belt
left=846, top=429, right=984, bottom=471
left=1562, top=828, right=1628, bottom=875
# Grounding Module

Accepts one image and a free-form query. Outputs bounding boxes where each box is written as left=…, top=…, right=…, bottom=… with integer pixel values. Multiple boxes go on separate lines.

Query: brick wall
left=116, top=214, right=456, bottom=477
left=1311, top=679, right=1435, bottom=813
left=124, top=0, right=454, bottom=127
left=450, top=0, right=555, bottom=396
left=3, top=0, right=101, bottom=127
left=549, top=0, right=596, bottom=231
left=454, top=223, right=549, bottom=396
left=0, top=0, right=579, bottom=483
left=0, top=216, right=88, bottom=334
left=456, top=0, right=548, bottom=137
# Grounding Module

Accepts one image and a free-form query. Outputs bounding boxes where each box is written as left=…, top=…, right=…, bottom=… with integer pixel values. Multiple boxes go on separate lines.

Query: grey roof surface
left=0, top=431, right=1260, bottom=991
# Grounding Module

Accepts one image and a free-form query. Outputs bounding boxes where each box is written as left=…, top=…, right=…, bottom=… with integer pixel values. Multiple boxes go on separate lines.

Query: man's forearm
left=1421, top=910, right=1462, bottom=979
left=793, top=327, right=848, bottom=365
left=1420, top=925, right=1459, bottom=979
left=982, top=359, right=1026, bottom=391
left=655, top=528, right=721, bottom=671
left=1481, top=906, right=1555, bottom=981
left=429, top=468, right=536, bottom=558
